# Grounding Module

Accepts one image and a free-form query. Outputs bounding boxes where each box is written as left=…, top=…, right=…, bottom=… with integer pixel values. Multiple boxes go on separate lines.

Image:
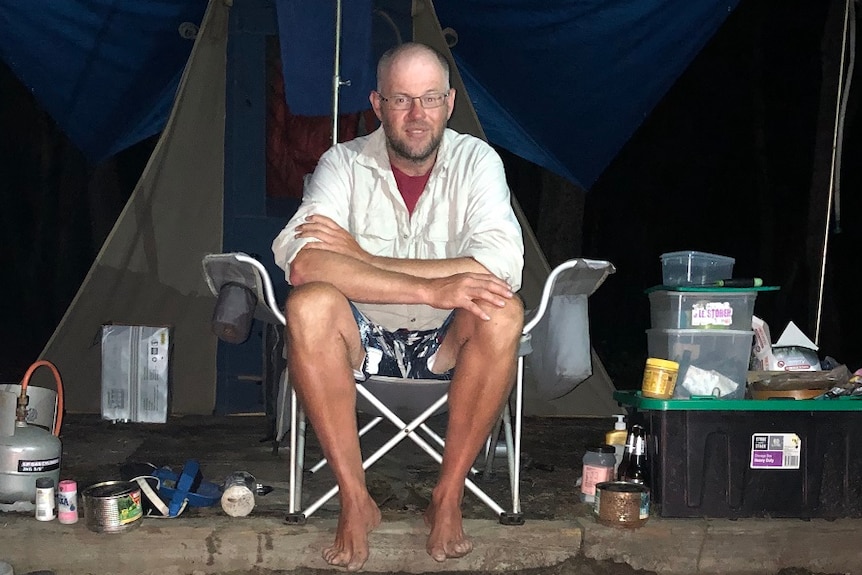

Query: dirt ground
left=50, top=414, right=845, bottom=575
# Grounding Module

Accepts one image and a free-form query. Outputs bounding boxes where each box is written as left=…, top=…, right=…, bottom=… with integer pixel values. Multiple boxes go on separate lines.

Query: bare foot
left=323, top=492, right=382, bottom=571
left=424, top=498, right=473, bottom=562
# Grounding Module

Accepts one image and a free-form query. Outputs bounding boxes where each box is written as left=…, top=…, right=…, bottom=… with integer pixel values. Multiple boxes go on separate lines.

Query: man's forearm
left=367, top=254, right=489, bottom=279
left=290, top=248, right=434, bottom=305
left=290, top=243, right=515, bottom=319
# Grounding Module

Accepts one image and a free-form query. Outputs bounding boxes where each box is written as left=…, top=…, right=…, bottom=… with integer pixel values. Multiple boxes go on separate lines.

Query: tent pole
left=331, top=0, right=345, bottom=146
left=815, top=0, right=852, bottom=345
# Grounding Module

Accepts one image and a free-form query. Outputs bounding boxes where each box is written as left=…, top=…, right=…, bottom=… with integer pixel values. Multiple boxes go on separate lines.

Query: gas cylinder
left=0, top=360, right=64, bottom=506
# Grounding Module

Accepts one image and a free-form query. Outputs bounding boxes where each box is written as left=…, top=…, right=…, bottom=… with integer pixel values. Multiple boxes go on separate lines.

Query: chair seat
left=358, top=376, right=451, bottom=420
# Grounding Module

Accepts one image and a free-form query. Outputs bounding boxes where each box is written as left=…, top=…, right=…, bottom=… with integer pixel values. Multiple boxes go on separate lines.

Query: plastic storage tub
left=646, top=328, right=753, bottom=399
left=660, top=251, right=735, bottom=286
left=614, top=390, right=862, bottom=519
left=648, top=289, right=757, bottom=331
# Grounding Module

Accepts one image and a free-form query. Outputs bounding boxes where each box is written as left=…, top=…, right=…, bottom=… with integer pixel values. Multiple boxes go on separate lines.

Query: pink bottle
left=57, top=479, right=78, bottom=524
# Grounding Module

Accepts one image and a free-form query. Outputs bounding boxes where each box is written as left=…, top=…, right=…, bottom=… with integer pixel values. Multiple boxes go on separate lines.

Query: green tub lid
left=614, top=389, right=862, bottom=411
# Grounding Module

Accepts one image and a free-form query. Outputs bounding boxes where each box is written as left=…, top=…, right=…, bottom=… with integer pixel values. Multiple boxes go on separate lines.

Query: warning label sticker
left=750, top=433, right=801, bottom=469
left=17, top=457, right=61, bottom=473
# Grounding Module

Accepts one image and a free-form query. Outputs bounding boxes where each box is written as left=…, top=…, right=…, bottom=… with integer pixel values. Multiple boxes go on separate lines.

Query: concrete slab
left=0, top=515, right=581, bottom=574
left=580, top=514, right=862, bottom=575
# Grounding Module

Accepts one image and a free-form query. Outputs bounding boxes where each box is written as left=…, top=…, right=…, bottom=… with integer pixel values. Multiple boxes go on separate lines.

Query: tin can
left=82, top=480, right=143, bottom=533
left=593, top=481, right=650, bottom=528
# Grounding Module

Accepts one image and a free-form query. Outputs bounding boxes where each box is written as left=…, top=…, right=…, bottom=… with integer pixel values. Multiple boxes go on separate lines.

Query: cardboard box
left=101, top=325, right=171, bottom=423
left=751, top=316, right=819, bottom=371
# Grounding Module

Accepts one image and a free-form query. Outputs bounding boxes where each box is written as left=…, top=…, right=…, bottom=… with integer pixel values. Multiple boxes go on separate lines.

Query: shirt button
left=410, top=318, right=416, bottom=323
left=402, top=234, right=409, bottom=239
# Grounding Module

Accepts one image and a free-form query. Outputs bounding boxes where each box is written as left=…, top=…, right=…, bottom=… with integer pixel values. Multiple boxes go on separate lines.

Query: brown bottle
left=617, top=424, right=649, bottom=487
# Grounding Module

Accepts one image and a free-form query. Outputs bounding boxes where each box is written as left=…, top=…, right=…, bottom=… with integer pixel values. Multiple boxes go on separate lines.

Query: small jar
left=580, top=444, right=616, bottom=504
left=641, top=358, right=680, bottom=399
left=35, top=477, right=56, bottom=521
left=221, top=471, right=257, bottom=517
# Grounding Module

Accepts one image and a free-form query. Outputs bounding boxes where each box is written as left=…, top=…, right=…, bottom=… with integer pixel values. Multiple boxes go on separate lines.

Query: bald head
left=376, top=42, right=451, bottom=93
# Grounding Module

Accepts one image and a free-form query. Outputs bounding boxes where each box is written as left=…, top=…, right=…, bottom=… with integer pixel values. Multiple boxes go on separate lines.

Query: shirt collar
left=358, top=127, right=453, bottom=177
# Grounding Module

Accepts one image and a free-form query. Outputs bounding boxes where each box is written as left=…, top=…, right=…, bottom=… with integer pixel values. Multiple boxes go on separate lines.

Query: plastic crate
left=615, top=391, right=862, bottom=519
left=660, top=251, right=735, bottom=286
left=648, top=289, right=757, bottom=331
left=646, top=328, right=753, bottom=399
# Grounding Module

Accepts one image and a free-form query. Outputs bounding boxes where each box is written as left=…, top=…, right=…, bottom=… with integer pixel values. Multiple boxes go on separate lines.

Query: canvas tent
left=4, top=0, right=744, bottom=416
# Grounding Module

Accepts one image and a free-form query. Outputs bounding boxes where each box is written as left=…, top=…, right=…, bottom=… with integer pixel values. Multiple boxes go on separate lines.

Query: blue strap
left=169, top=459, right=200, bottom=517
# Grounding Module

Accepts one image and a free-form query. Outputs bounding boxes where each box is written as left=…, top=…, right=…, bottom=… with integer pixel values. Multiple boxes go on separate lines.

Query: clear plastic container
left=580, top=444, right=616, bottom=503
left=646, top=328, right=754, bottom=399
left=648, top=290, right=757, bottom=330
left=660, top=251, right=735, bottom=286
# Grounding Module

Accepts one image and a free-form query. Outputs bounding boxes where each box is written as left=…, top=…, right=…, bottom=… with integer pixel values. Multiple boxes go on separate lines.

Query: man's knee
left=463, top=297, right=524, bottom=344
left=488, top=296, right=524, bottom=334
left=285, top=282, right=351, bottom=331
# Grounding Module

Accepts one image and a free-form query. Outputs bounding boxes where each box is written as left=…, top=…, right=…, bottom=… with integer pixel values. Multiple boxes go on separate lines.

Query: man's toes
left=346, top=553, right=368, bottom=572
left=323, top=547, right=350, bottom=567
left=428, top=538, right=473, bottom=562
left=452, top=539, right=473, bottom=556
left=428, top=547, right=448, bottom=563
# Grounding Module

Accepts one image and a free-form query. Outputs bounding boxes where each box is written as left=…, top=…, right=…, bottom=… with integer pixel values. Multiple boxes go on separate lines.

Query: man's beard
left=386, top=126, right=444, bottom=165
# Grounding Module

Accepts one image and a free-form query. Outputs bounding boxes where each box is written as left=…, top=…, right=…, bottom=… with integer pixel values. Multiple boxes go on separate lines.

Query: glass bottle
left=619, top=425, right=650, bottom=487
left=616, top=424, right=638, bottom=481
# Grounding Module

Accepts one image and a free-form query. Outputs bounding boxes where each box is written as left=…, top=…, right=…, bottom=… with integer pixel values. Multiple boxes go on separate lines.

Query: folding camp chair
left=202, top=252, right=615, bottom=526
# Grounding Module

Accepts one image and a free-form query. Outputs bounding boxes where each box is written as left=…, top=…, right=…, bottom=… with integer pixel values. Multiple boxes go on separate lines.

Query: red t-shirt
left=392, top=165, right=432, bottom=216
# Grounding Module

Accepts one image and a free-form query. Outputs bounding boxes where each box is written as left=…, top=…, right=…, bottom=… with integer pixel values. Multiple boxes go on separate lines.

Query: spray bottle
left=605, top=414, right=627, bottom=473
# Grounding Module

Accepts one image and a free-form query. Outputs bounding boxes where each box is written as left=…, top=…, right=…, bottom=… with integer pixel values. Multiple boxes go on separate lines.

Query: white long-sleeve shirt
left=272, top=127, right=524, bottom=331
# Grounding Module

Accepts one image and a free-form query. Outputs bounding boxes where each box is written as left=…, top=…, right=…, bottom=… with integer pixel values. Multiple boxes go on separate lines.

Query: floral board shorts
left=350, top=303, right=455, bottom=382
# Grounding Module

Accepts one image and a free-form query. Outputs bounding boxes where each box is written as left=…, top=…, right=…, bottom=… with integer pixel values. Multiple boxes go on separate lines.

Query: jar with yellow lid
left=641, top=358, right=680, bottom=399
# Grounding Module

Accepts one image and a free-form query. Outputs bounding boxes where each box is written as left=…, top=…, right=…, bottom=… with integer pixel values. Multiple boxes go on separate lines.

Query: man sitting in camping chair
left=271, top=42, right=524, bottom=571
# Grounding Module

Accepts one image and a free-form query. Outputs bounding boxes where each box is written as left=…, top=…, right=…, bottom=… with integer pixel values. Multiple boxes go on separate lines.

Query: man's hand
left=295, top=215, right=370, bottom=263
left=425, top=273, right=514, bottom=321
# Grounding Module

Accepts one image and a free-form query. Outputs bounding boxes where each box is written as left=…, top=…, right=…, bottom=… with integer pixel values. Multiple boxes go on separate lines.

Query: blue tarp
left=0, top=0, right=739, bottom=189
left=0, top=0, right=207, bottom=163
left=437, top=0, right=742, bottom=187
left=275, top=0, right=374, bottom=116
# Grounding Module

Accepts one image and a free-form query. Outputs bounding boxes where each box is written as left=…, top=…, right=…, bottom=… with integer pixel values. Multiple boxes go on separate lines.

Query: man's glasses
left=377, top=92, right=449, bottom=110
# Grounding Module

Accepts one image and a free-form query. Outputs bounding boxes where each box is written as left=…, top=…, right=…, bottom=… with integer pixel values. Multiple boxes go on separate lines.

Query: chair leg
left=283, top=377, right=522, bottom=523
left=297, top=386, right=508, bottom=520
left=482, top=413, right=505, bottom=480
left=353, top=387, right=507, bottom=517
left=286, top=386, right=307, bottom=524
left=273, top=368, right=290, bottom=455
left=499, top=357, right=525, bottom=525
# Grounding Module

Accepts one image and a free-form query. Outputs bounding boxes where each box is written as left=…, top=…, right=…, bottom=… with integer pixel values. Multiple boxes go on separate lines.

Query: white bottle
left=605, top=414, right=628, bottom=473
left=35, top=477, right=56, bottom=521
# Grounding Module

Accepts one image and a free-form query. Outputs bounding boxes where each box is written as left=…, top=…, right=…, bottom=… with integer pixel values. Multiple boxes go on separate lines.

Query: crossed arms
left=289, top=215, right=513, bottom=321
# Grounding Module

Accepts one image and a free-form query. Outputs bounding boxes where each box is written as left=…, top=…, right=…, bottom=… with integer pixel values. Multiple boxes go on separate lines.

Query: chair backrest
left=524, top=258, right=616, bottom=401
left=202, top=253, right=286, bottom=326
